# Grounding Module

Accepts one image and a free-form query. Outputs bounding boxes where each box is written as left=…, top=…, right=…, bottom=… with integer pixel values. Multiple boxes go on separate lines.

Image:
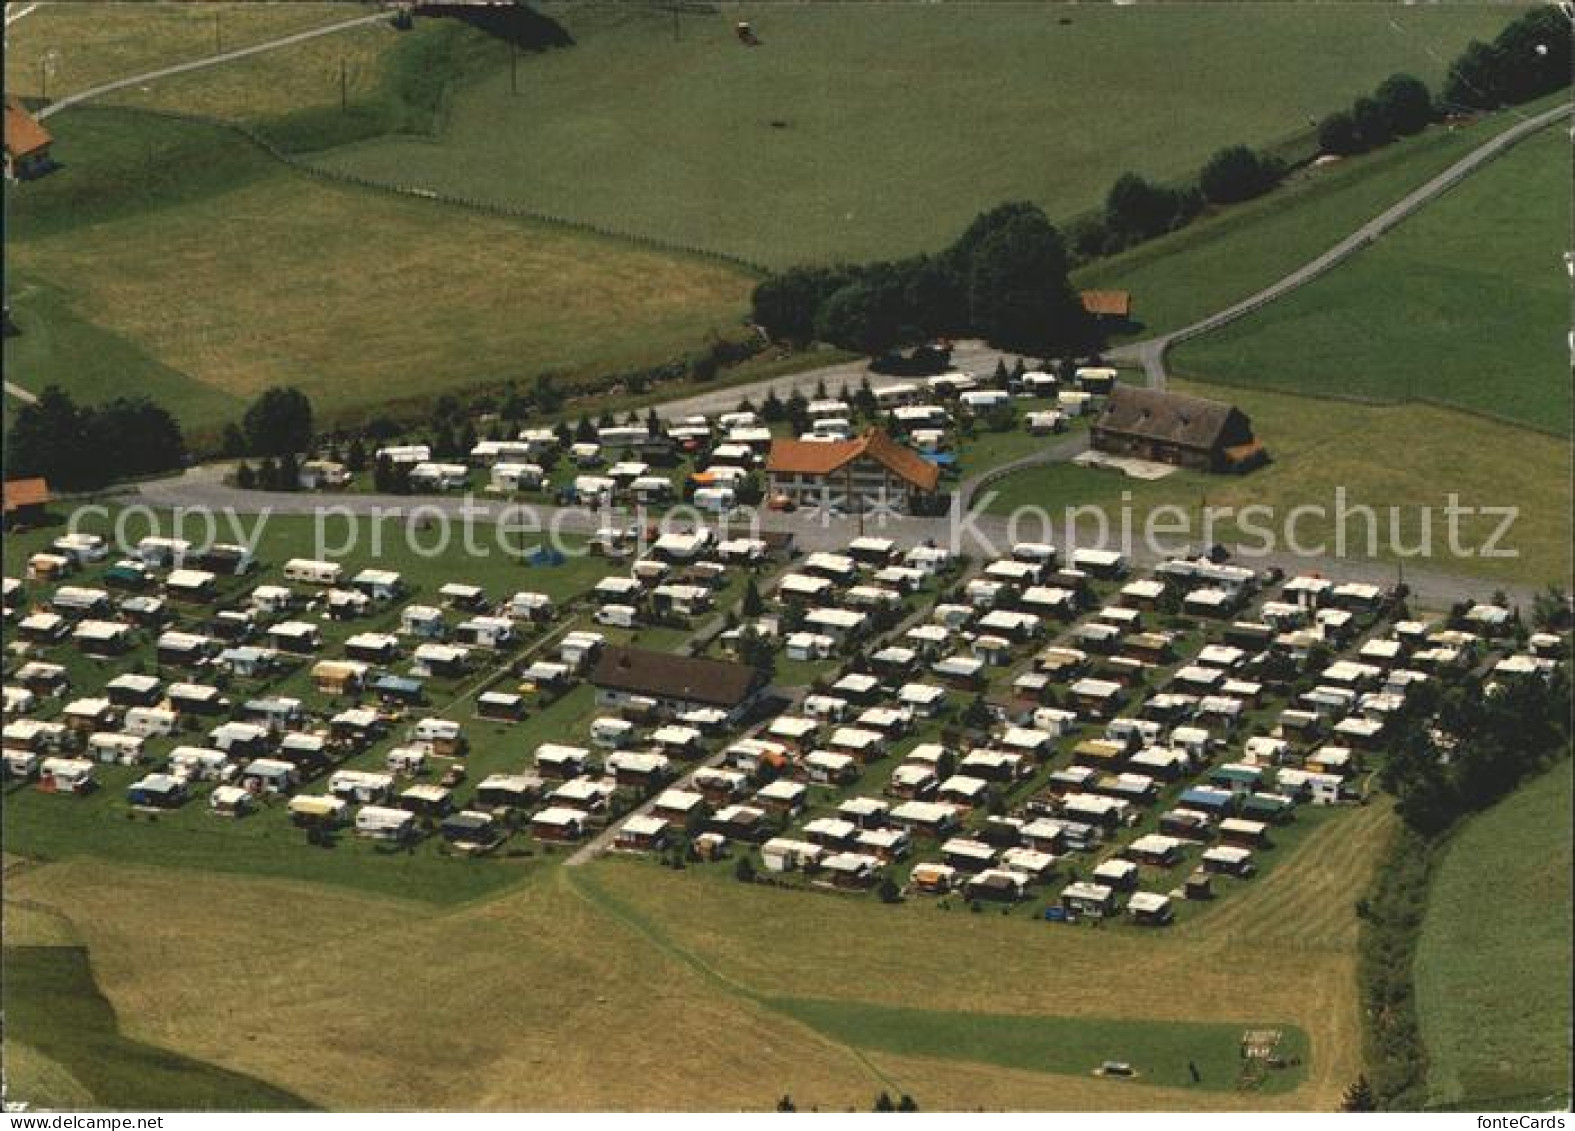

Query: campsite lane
left=133, top=471, right=1536, bottom=611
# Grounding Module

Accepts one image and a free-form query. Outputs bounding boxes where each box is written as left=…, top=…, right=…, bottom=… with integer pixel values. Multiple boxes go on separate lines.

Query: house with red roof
left=765, top=429, right=941, bottom=514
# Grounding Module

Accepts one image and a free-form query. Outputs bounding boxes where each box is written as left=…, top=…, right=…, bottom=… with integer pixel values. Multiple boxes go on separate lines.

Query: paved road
left=33, top=9, right=389, bottom=121
left=3, top=381, right=39, bottom=405
left=132, top=471, right=1537, bottom=611
left=1107, top=101, right=1573, bottom=387
left=654, top=340, right=1015, bottom=422
left=5, top=2, right=40, bottom=28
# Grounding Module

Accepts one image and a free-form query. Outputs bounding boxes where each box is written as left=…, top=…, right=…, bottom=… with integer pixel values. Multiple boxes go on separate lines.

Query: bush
left=1318, top=110, right=1364, bottom=156
left=1198, top=145, right=1284, bottom=205
left=1373, top=73, right=1435, bottom=136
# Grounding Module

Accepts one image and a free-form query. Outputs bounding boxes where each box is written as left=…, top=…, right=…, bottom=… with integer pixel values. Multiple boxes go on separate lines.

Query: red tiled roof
left=1081, top=290, right=1132, bottom=318
left=4, top=97, right=52, bottom=159
left=766, top=429, right=940, bottom=492
left=2, top=478, right=50, bottom=514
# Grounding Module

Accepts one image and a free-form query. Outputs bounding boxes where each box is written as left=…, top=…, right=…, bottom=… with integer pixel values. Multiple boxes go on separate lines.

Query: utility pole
left=214, top=11, right=221, bottom=54
left=340, top=56, right=348, bottom=113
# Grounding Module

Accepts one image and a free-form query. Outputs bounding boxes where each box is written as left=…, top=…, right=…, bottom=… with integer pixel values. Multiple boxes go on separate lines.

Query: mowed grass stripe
left=1169, top=123, right=1571, bottom=433
left=770, top=997, right=1308, bottom=1095
left=1415, top=760, right=1574, bottom=1109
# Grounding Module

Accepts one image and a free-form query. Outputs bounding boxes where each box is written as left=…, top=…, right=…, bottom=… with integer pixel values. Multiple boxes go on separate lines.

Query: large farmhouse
left=1091, top=386, right=1264, bottom=472
left=766, top=428, right=941, bottom=513
left=590, top=645, right=765, bottom=721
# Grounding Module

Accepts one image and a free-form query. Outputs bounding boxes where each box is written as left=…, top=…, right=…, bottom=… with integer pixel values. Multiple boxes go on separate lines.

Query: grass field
left=3, top=945, right=315, bottom=1111
left=1414, top=759, right=1574, bottom=1110
left=1, top=798, right=1394, bottom=1111
left=983, top=377, right=1573, bottom=589
left=1169, top=124, right=1570, bottom=433
left=315, top=3, right=1514, bottom=268
left=4, top=108, right=753, bottom=436
left=4, top=2, right=370, bottom=102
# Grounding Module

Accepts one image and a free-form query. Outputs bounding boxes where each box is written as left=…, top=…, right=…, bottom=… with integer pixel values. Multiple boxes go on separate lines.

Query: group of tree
left=751, top=202, right=1098, bottom=358
left=1380, top=658, right=1570, bottom=836
left=5, top=386, right=186, bottom=491
left=234, top=453, right=302, bottom=491
left=1318, top=73, right=1438, bottom=157
left=1442, top=7, right=1570, bottom=112
left=1071, top=139, right=1283, bottom=259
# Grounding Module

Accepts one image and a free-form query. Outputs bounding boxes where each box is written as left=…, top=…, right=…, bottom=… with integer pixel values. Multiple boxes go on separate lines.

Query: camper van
left=594, top=603, right=638, bottom=629
left=39, top=757, right=97, bottom=794
left=693, top=486, right=736, bottom=514
left=355, top=805, right=416, bottom=842
left=123, top=706, right=178, bottom=739
left=283, top=558, right=344, bottom=586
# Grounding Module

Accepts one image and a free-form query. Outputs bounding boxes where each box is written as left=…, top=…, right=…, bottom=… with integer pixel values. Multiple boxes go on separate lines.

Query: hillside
left=1169, top=121, right=1571, bottom=434
left=314, top=2, right=1516, bottom=268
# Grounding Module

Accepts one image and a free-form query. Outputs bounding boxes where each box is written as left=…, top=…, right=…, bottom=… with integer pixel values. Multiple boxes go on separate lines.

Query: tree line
left=1318, top=4, right=1569, bottom=162
left=5, top=387, right=186, bottom=491
left=752, top=201, right=1099, bottom=358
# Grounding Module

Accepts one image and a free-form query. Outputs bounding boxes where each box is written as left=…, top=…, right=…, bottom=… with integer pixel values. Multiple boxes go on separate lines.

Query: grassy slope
left=1170, top=125, right=1570, bottom=433
left=2, top=946, right=315, bottom=1111
left=568, top=801, right=1397, bottom=1111
left=1414, top=758, right=1574, bottom=1109
left=1070, top=103, right=1566, bottom=341
left=317, top=3, right=1513, bottom=268
left=3, top=2, right=369, bottom=101
left=5, top=109, right=753, bottom=435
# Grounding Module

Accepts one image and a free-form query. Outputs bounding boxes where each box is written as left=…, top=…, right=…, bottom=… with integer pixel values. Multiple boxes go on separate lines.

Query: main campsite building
left=765, top=429, right=942, bottom=513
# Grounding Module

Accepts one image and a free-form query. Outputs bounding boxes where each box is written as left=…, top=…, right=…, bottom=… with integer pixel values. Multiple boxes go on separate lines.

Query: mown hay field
left=4, top=108, right=754, bottom=435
